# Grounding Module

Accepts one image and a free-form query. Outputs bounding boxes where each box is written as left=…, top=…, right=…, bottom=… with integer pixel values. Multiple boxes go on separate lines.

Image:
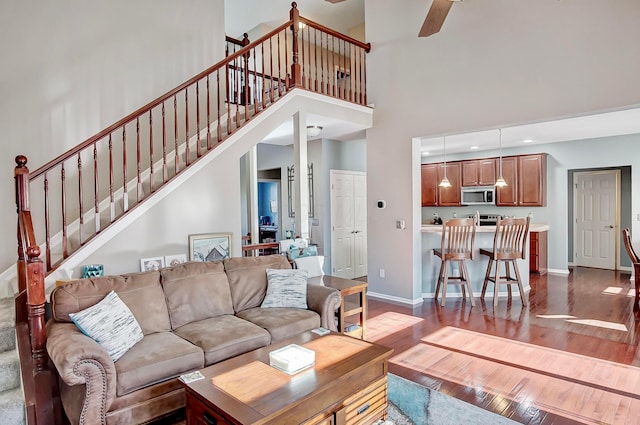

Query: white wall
left=365, top=0, right=640, bottom=302
left=1, top=0, right=226, bottom=275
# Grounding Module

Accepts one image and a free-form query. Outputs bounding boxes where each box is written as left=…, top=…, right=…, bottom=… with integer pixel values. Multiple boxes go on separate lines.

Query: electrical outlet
left=379, top=268, right=385, bottom=278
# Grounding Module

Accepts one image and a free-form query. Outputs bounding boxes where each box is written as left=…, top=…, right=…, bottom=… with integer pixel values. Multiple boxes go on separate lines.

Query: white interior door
left=330, top=170, right=367, bottom=278
left=331, top=172, right=354, bottom=278
left=574, top=170, right=618, bottom=269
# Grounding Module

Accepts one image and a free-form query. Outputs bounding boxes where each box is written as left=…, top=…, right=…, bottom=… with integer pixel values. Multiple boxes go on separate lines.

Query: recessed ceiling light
left=470, top=146, right=479, bottom=150
left=523, top=139, right=534, bottom=143
left=421, top=151, right=430, bottom=156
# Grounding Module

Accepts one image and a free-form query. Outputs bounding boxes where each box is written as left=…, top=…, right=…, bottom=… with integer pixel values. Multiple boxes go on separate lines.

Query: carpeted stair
left=0, top=297, right=26, bottom=425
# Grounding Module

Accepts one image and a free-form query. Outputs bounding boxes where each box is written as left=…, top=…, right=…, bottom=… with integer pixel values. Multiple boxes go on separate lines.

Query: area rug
left=387, top=374, right=521, bottom=425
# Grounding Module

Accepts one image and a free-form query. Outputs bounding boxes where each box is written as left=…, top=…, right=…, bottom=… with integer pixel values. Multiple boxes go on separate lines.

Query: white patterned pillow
left=261, top=269, right=308, bottom=309
left=69, top=290, right=144, bottom=361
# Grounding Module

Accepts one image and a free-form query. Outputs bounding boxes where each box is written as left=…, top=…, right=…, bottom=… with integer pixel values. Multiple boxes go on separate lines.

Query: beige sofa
left=46, top=255, right=341, bottom=425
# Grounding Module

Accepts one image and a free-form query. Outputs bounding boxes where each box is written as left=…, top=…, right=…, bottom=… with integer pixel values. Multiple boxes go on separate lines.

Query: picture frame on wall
left=189, top=232, right=232, bottom=262
left=164, top=254, right=188, bottom=267
left=140, top=257, right=165, bottom=272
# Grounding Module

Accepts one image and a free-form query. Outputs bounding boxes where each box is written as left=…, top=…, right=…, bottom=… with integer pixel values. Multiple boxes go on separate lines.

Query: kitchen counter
left=420, top=223, right=548, bottom=301
left=421, top=223, right=549, bottom=233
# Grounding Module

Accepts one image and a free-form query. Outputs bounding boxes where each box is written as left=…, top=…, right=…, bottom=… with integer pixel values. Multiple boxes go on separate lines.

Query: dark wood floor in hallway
left=365, top=267, right=640, bottom=425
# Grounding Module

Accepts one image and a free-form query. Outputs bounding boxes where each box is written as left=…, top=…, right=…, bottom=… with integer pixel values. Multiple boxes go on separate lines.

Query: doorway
left=573, top=170, right=620, bottom=270
left=330, top=170, right=367, bottom=279
left=258, top=180, right=280, bottom=243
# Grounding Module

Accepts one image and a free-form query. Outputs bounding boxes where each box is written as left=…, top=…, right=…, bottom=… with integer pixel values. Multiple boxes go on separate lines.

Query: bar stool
left=434, top=218, right=476, bottom=307
left=480, top=216, right=530, bottom=306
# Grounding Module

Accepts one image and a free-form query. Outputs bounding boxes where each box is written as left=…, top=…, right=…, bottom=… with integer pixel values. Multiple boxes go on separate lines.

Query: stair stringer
left=0, top=89, right=373, bottom=297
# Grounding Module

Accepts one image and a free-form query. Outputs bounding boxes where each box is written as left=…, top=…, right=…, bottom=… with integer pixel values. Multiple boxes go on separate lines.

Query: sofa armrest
left=306, top=285, right=341, bottom=332
left=46, top=321, right=117, bottom=423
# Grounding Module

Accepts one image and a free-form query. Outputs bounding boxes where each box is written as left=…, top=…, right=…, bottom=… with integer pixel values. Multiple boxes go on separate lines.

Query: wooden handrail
left=30, top=21, right=292, bottom=180
left=299, top=17, right=371, bottom=53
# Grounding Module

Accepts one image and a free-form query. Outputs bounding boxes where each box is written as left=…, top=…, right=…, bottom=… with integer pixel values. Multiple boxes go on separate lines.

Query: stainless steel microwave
left=461, top=186, right=495, bottom=205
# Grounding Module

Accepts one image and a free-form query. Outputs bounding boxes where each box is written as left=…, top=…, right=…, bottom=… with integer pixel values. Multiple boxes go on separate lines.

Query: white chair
left=294, top=255, right=325, bottom=278
left=278, top=238, right=308, bottom=253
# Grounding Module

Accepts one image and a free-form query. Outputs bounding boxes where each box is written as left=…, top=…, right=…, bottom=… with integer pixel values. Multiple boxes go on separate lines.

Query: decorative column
left=293, top=112, right=309, bottom=239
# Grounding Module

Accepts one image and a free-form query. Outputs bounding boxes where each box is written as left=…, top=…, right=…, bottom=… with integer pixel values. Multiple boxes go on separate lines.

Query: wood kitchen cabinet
left=462, top=159, right=496, bottom=186
left=421, top=164, right=438, bottom=207
left=437, top=162, right=462, bottom=206
left=518, top=154, right=547, bottom=206
left=495, top=157, right=518, bottom=206
left=422, top=153, right=546, bottom=208
left=530, top=230, right=548, bottom=274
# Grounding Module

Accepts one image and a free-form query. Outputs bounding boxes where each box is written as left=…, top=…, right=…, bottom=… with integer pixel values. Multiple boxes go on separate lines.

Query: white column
left=293, top=111, right=309, bottom=239
left=248, top=145, right=259, bottom=244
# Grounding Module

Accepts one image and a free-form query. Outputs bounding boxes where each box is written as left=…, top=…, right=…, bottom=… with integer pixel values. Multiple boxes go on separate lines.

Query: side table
left=308, top=275, right=367, bottom=340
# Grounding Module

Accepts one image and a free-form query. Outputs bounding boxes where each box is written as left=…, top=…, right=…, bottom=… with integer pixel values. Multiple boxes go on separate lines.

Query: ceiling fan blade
left=419, top=0, right=454, bottom=37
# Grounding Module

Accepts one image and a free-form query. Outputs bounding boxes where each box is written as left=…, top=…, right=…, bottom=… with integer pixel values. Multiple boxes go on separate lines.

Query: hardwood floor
left=365, top=267, right=640, bottom=424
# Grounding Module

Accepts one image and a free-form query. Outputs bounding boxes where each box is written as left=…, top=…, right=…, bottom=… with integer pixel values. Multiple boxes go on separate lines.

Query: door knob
left=607, top=225, right=614, bottom=229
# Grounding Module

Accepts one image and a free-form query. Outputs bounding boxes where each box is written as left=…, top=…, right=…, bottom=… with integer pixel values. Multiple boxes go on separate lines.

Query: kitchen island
left=421, top=223, right=549, bottom=301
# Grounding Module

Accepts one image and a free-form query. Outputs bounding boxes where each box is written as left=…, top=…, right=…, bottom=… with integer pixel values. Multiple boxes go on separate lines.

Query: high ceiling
left=419, top=107, right=640, bottom=156
left=225, top=1, right=640, bottom=151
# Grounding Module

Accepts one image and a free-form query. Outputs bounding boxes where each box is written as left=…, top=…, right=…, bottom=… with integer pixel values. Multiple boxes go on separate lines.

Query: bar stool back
left=480, top=216, right=530, bottom=306
left=433, top=218, right=477, bottom=306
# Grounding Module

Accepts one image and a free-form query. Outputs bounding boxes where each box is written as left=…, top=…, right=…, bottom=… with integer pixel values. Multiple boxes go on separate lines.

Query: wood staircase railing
left=13, top=3, right=370, bottom=424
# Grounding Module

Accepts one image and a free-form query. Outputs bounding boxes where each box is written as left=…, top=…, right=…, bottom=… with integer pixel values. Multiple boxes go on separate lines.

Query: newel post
left=242, top=33, right=251, bottom=105
left=289, top=2, right=302, bottom=88
left=15, top=156, right=48, bottom=371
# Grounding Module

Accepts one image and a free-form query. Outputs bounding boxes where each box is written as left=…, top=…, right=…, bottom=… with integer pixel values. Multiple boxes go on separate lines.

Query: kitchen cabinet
left=518, top=154, right=547, bottom=206
left=530, top=230, right=548, bottom=274
left=421, top=164, right=438, bottom=207
left=495, top=157, right=518, bottom=206
left=437, top=162, right=462, bottom=206
left=422, top=153, right=546, bottom=208
left=462, top=159, right=496, bottom=186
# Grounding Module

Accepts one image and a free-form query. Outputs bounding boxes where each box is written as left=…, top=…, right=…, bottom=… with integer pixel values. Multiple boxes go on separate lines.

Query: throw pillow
left=261, top=268, right=308, bottom=309
left=69, top=290, right=144, bottom=362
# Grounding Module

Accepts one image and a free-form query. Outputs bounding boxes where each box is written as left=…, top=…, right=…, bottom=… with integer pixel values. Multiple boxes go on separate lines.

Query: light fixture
left=470, top=146, right=479, bottom=150
left=439, top=136, right=451, bottom=187
left=306, top=125, right=323, bottom=138
left=523, top=139, right=533, bottom=144
left=495, top=128, right=508, bottom=187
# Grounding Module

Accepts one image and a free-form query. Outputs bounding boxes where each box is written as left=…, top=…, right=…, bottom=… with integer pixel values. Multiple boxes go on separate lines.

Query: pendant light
left=439, top=136, right=451, bottom=187
left=495, top=128, right=508, bottom=187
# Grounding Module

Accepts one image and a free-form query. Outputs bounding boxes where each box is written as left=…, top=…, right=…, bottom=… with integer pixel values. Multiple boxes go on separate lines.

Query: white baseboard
left=548, top=268, right=571, bottom=275
left=367, top=291, right=424, bottom=306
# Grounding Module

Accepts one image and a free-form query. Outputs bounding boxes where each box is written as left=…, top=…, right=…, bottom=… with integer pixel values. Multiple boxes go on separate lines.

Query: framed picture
left=189, top=232, right=232, bottom=262
left=164, top=254, right=188, bottom=267
left=140, top=256, right=165, bottom=272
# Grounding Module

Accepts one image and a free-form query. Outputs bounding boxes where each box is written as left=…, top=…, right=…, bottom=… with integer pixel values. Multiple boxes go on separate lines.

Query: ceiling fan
left=419, top=0, right=462, bottom=37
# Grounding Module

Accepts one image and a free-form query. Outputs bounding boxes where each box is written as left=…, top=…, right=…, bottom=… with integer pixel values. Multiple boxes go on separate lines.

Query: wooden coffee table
left=181, top=332, right=393, bottom=425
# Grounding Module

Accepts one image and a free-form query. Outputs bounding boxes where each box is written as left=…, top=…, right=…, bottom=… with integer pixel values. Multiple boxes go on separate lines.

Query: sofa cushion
left=223, top=255, right=291, bottom=313
left=69, top=291, right=144, bottom=362
left=261, top=268, right=308, bottom=309
left=160, top=261, right=234, bottom=329
left=51, top=271, right=171, bottom=335
left=115, top=332, right=204, bottom=396
left=236, top=307, right=320, bottom=343
left=174, top=315, right=271, bottom=366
